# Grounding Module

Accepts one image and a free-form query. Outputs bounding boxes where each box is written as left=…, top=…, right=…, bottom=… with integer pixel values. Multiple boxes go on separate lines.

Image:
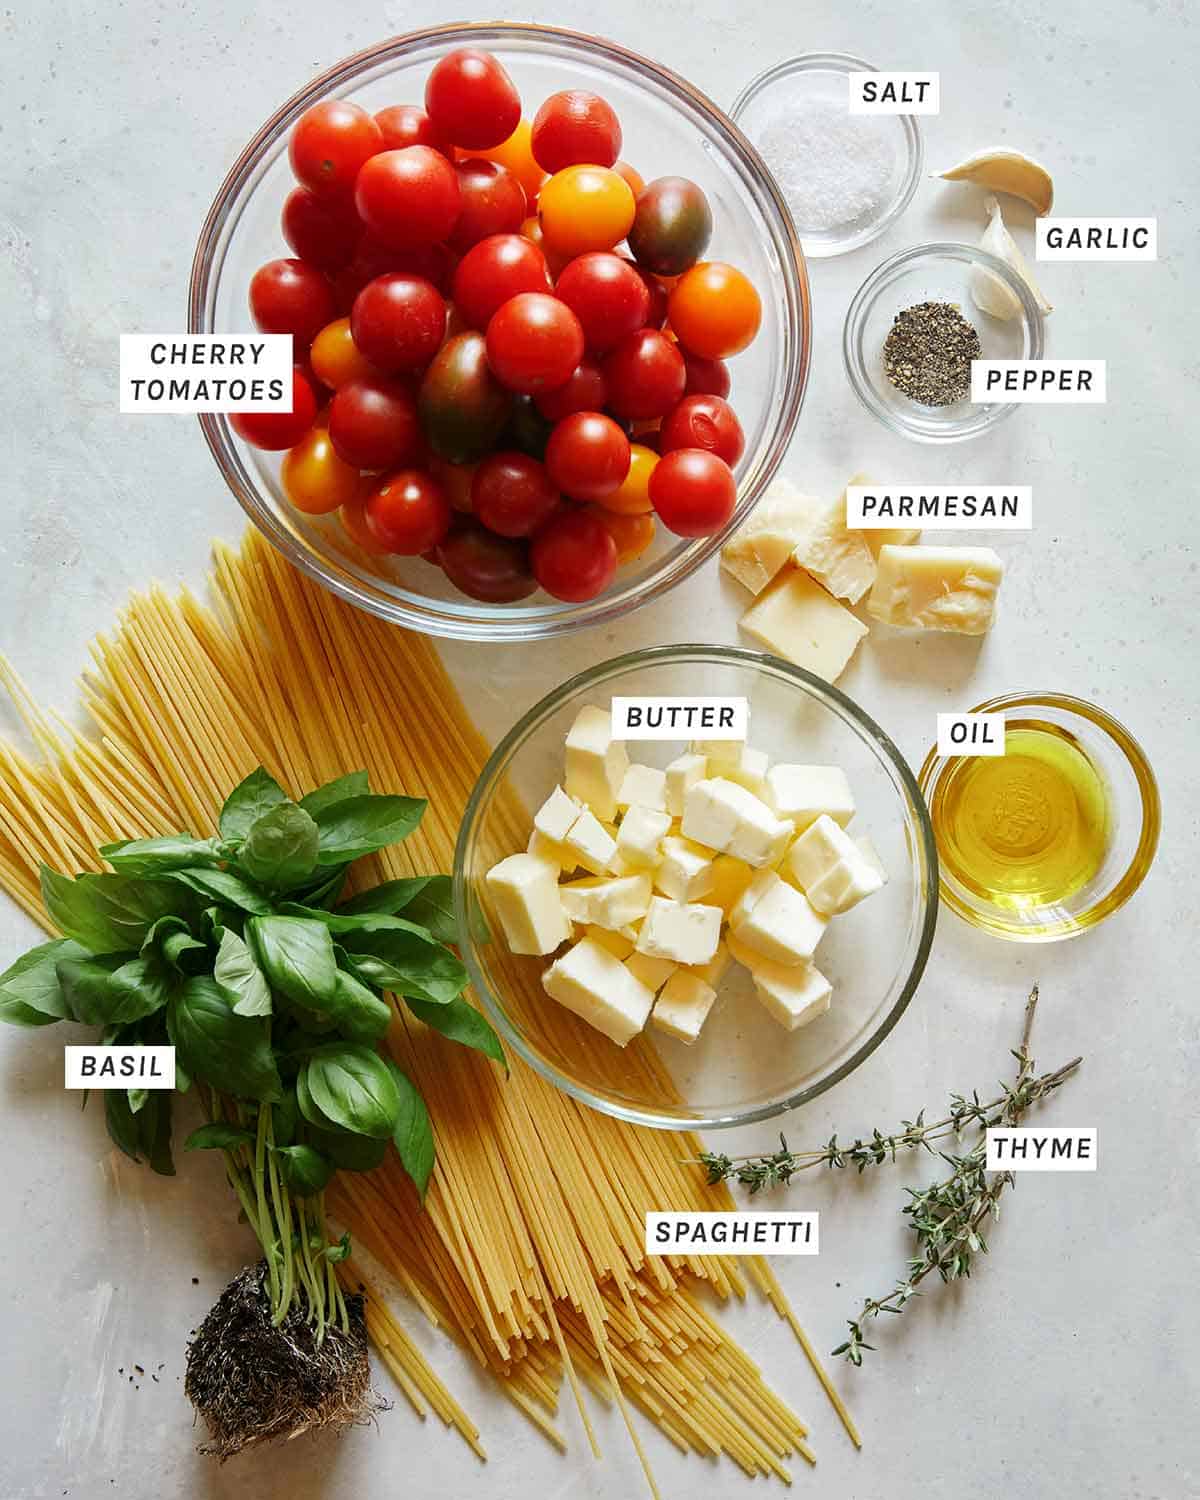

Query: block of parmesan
left=738, top=568, right=869, bottom=683
left=787, top=491, right=877, bottom=604
left=720, top=478, right=823, bottom=596
left=866, top=545, right=1004, bottom=635
left=845, top=472, right=922, bottom=557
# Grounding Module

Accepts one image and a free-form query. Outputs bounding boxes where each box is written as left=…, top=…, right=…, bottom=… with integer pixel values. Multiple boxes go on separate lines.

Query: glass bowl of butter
left=454, top=645, right=938, bottom=1130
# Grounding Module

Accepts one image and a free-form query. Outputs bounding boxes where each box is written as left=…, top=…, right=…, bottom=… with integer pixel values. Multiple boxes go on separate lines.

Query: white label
left=937, top=713, right=1005, bottom=756
left=848, top=71, right=940, bottom=114
left=65, top=1045, right=176, bottom=1089
left=971, top=360, right=1107, bottom=404
left=646, top=1211, right=818, bottom=1256
left=1036, top=217, right=1156, bottom=262
left=611, top=696, right=749, bottom=741
left=847, top=486, right=1032, bottom=530
left=119, top=334, right=294, bottom=413
left=986, top=1127, right=1097, bottom=1172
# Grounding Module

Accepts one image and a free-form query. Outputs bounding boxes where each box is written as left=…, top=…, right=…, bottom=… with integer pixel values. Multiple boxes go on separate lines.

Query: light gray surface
left=1, top=2, right=1197, bottom=1497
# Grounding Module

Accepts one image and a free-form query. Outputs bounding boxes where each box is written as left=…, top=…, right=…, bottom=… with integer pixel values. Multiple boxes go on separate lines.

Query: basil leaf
left=219, top=767, right=288, bottom=842
left=295, top=1064, right=323, bottom=1127
left=165, top=867, right=272, bottom=915
left=136, top=1091, right=175, bottom=1176
left=298, top=771, right=370, bottom=819
left=141, top=915, right=208, bottom=974
left=386, top=1061, right=434, bottom=1198
left=41, top=866, right=181, bottom=952
left=325, top=964, right=392, bottom=1043
left=0, top=938, right=86, bottom=1025
left=184, top=1122, right=254, bottom=1152
left=339, top=925, right=467, bottom=1006
left=100, top=834, right=221, bottom=875
left=238, top=802, right=320, bottom=891
left=336, top=877, right=435, bottom=918
left=273, top=1143, right=334, bottom=1197
left=291, top=865, right=348, bottom=911
left=397, top=877, right=457, bottom=946
left=128, top=1087, right=148, bottom=1115
left=214, top=928, right=272, bottom=1018
left=57, top=954, right=173, bottom=1026
left=303, top=1124, right=388, bottom=1173
left=303, top=1043, right=401, bottom=1139
left=248, top=915, right=337, bottom=1012
left=273, top=1090, right=298, bottom=1147
left=167, top=976, right=282, bottom=1103
left=104, top=1089, right=141, bottom=1162
left=405, top=996, right=506, bottom=1071
left=313, top=795, right=426, bottom=865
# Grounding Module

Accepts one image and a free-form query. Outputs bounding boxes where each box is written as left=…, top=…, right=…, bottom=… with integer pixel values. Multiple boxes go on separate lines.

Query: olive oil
left=931, top=720, right=1111, bottom=909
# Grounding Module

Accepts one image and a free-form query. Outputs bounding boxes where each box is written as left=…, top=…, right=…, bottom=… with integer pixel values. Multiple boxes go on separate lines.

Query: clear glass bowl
left=189, top=22, right=811, bottom=642
left=454, top=646, right=939, bottom=1130
left=918, top=692, right=1160, bottom=943
left=844, top=241, right=1045, bottom=443
left=730, top=52, right=923, bottom=258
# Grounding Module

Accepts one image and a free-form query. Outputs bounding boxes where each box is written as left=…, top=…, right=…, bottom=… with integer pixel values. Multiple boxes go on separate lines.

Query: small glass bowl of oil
left=918, top=693, right=1160, bottom=942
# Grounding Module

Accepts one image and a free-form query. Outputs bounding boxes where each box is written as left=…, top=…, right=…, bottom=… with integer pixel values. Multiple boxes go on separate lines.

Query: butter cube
left=665, top=752, right=707, bottom=816
left=867, top=545, right=1004, bottom=635
left=783, top=814, right=884, bottom=916
left=728, top=934, right=832, bottom=1031
left=729, top=869, right=826, bottom=965
left=688, top=938, right=731, bottom=989
left=655, top=835, right=716, bottom=902
left=765, top=765, right=855, bottom=831
left=534, top=784, right=581, bottom=844
left=739, top=568, right=869, bottom=684
left=682, top=778, right=794, bottom=868
left=636, top=896, right=722, bottom=965
left=722, top=746, right=770, bottom=801
left=616, top=804, right=672, bottom=869
left=527, top=828, right=573, bottom=870
left=706, top=855, right=755, bottom=915
left=542, top=937, right=654, bottom=1046
left=560, top=873, right=652, bottom=929
left=855, top=834, right=888, bottom=881
left=564, top=705, right=629, bottom=822
left=564, top=807, right=618, bottom=875
left=485, top=853, right=572, bottom=956
left=651, top=970, right=718, bottom=1044
left=720, top=477, right=823, bottom=596
left=618, top=762, right=668, bottom=813
left=690, top=737, right=744, bottom=771
left=788, top=491, right=877, bottom=604
left=625, top=950, right=678, bottom=994
left=586, top=925, right=636, bottom=960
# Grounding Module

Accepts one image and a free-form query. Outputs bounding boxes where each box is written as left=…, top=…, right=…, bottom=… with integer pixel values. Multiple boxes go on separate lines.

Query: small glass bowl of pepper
left=843, top=242, right=1046, bottom=443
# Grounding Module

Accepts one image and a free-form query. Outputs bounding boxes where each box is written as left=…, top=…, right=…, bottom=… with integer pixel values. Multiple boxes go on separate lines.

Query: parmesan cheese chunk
left=867, top=545, right=1004, bottom=635
left=739, top=569, right=869, bottom=684
left=720, top=478, right=824, bottom=596
left=542, top=937, right=654, bottom=1046
left=787, top=492, right=877, bottom=604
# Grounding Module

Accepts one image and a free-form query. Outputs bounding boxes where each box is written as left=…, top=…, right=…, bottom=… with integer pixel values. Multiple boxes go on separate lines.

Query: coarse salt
left=753, top=92, right=897, bottom=234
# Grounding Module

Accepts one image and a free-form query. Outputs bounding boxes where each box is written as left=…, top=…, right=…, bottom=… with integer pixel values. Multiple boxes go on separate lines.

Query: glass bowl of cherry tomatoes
left=190, top=23, right=811, bottom=640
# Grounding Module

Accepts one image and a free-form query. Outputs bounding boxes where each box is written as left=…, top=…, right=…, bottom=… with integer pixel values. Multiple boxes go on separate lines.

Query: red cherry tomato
left=628, top=262, right=669, bottom=329
left=485, top=292, right=584, bottom=394
left=681, top=350, right=731, bottom=398
left=328, top=376, right=422, bottom=470
left=544, top=411, right=630, bottom=502
left=288, top=100, right=383, bottom=198
left=437, top=520, right=537, bottom=601
left=249, top=258, right=336, bottom=347
left=426, top=454, right=478, bottom=513
left=424, top=48, right=521, bottom=151
left=281, top=188, right=361, bottom=272
left=647, top=447, right=737, bottom=536
left=354, top=147, right=461, bottom=250
left=658, top=394, right=745, bottom=466
left=530, top=90, right=622, bottom=173
left=364, top=469, right=452, bottom=554
left=230, top=368, right=318, bottom=451
left=554, top=253, right=651, bottom=354
left=340, top=492, right=391, bottom=554
left=373, top=103, right=453, bottom=156
left=333, top=236, right=455, bottom=309
left=451, top=233, right=551, bottom=330
left=471, top=451, right=561, bottom=537
left=601, top=328, right=686, bottom=421
left=448, top=158, right=527, bottom=251
left=534, top=359, right=606, bottom=421
left=350, top=274, right=446, bottom=373
left=531, top=509, right=618, bottom=602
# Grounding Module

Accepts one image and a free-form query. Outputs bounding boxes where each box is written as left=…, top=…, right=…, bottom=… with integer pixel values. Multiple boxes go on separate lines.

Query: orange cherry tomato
left=310, top=317, right=377, bottom=388
left=281, top=428, right=364, bottom=514
left=538, top=165, right=635, bottom=259
left=667, top=262, right=762, bottom=360
left=595, top=442, right=657, bottom=515
left=613, top=160, right=645, bottom=197
left=519, top=215, right=569, bottom=277
left=340, top=492, right=390, bottom=553
left=590, top=506, right=656, bottom=564
left=478, top=118, right=547, bottom=202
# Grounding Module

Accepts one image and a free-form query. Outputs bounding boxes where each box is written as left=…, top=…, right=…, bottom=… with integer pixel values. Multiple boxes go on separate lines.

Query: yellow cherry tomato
left=310, top=317, right=376, bottom=389
left=538, top=165, right=635, bottom=258
left=707, top=855, right=754, bottom=915
left=479, top=118, right=546, bottom=202
left=590, top=507, right=656, bottom=565
left=667, top=262, right=762, bottom=360
left=595, top=442, right=658, bottom=515
left=281, top=428, right=363, bottom=515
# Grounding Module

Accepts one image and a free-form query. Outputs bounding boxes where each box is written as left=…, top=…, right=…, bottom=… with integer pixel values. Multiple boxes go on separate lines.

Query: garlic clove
left=932, top=148, right=1054, bottom=215
left=971, top=196, right=1053, bottom=321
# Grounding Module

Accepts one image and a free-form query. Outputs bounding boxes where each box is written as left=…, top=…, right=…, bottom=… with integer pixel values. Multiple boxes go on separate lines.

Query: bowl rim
left=453, top=642, right=940, bottom=1130
left=729, top=50, right=925, bottom=259
left=917, top=689, right=1161, bottom=942
left=842, top=239, right=1046, bottom=444
left=188, top=21, right=812, bottom=641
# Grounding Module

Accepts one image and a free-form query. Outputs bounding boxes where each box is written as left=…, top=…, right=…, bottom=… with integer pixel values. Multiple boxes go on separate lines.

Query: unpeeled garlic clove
left=932, top=148, right=1054, bottom=215
left=972, top=196, right=1053, bottom=321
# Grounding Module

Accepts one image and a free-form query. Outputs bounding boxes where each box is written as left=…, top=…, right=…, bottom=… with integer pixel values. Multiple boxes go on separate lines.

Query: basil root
left=0, top=766, right=505, bottom=1458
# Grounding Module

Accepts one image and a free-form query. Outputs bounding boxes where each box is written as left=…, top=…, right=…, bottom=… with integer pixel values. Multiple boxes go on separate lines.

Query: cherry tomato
left=437, top=520, right=537, bottom=601
left=534, top=358, right=606, bottom=421
left=595, top=441, right=657, bottom=514
left=373, top=103, right=452, bottom=156
left=350, top=274, right=446, bottom=373
left=544, top=411, right=630, bottom=502
left=531, top=509, right=618, bottom=602
left=310, top=317, right=377, bottom=388
left=249, top=258, right=336, bottom=347
left=477, top=118, right=546, bottom=201
left=471, top=451, right=561, bottom=537
left=613, top=160, right=645, bottom=198
left=648, top=447, right=737, bottom=536
left=288, top=100, right=383, bottom=198
left=485, top=292, right=584, bottom=395
left=419, top=331, right=512, bottom=463
left=590, top=506, right=656, bottom=563
left=281, top=427, right=363, bottom=514
left=363, top=469, right=452, bottom=554
left=452, top=233, right=550, bottom=330
left=448, top=158, right=527, bottom=251
left=340, top=492, right=391, bottom=554
left=424, top=48, right=521, bottom=151
left=658, top=394, right=745, bottom=466
left=628, top=176, right=713, bottom=276
left=354, top=147, right=461, bottom=250
left=531, top=90, right=622, bottom=173
left=230, top=368, right=318, bottom=451
left=281, top=188, right=361, bottom=272
left=554, top=253, right=651, bottom=354
left=518, top=215, right=570, bottom=278
left=426, top=454, right=478, bottom=513
left=668, top=262, right=761, bottom=359
left=332, top=236, right=455, bottom=309
left=328, top=375, right=422, bottom=470
left=601, top=328, right=685, bottom=420
left=681, top=350, right=731, bottom=398
left=620, top=259, right=669, bottom=329
left=505, top=395, right=556, bottom=460
left=538, top=165, right=635, bottom=259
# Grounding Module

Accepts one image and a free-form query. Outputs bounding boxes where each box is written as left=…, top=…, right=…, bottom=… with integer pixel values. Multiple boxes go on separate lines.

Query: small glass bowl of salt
left=731, top=52, right=923, bottom=258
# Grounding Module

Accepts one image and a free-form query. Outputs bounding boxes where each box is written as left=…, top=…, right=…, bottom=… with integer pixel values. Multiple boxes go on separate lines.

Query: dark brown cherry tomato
left=554, top=253, right=651, bottom=353
left=601, top=328, right=686, bottom=420
left=534, top=359, right=606, bottom=421
left=328, top=375, right=422, bottom=470
left=544, top=411, right=631, bottom=502
left=628, top=176, right=713, bottom=276
left=530, top=90, right=622, bottom=173
left=230, top=367, right=318, bottom=451
left=364, top=469, right=453, bottom=554
left=471, top=451, right=561, bottom=537
left=354, top=147, right=461, bottom=250
left=350, top=274, right=446, bottom=373
left=249, top=258, right=336, bottom=347
left=681, top=349, right=731, bottom=398
left=424, top=48, right=521, bottom=151
left=648, top=447, right=737, bottom=536
left=485, top=292, right=584, bottom=395
left=448, top=158, right=527, bottom=251
left=437, top=519, right=537, bottom=601
left=505, top=395, right=556, bottom=460
left=288, top=100, right=383, bottom=198
left=419, top=331, right=512, bottom=463
left=530, top=509, right=618, bottom=602
left=451, top=233, right=551, bottom=330
left=281, top=188, right=361, bottom=272
left=658, top=394, right=745, bottom=466
left=373, top=103, right=453, bottom=156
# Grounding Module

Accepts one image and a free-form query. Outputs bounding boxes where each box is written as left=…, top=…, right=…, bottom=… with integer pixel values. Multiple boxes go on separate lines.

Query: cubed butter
left=723, top=746, right=770, bottom=799
left=688, top=938, right=731, bottom=989
left=485, top=853, right=572, bottom=956
left=729, top=869, right=827, bottom=966
left=720, top=477, right=824, bottom=596
left=765, top=765, right=856, bottom=831
left=527, top=829, right=573, bottom=870
left=690, top=737, right=745, bottom=771
left=585, top=925, right=636, bottom=960
left=636, top=896, right=722, bottom=965
left=616, top=804, right=672, bottom=869
left=564, top=807, right=618, bottom=875
left=706, top=854, right=754, bottom=916
left=564, top=705, right=629, bottom=822
left=534, top=784, right=581, bottom=844
left=625, top=950, right=678, bottom=994
left=866, top=545, right=1004, bottom=635
left=651, top=970, right=718, bottom=1044
left=728, top=933, right=833, bottom=1032
left=681, top=778, right=794, bottom=868
left=560, top=873, right=652, bottom=930
left=617, top=762, right=668, bottom=813
left=655, top=835, right=716, bottom=902
left=542, top=937, right=654, bottom=1046
left=665, top=752, right=707, bottom=816
left=739, top=568, right=869, bottom=684
left=783, top=814, right=885, bottom=916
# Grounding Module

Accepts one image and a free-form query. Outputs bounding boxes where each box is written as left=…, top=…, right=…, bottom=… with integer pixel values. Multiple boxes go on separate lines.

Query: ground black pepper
left=884, top=301, right=981, bottom=406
